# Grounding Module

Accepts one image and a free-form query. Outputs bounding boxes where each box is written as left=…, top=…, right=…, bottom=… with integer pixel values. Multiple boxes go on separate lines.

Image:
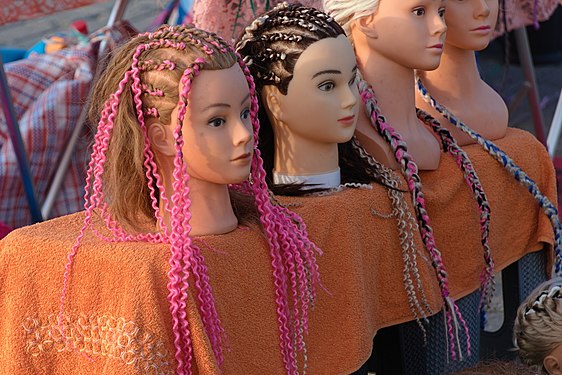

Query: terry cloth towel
left=274, top=128, right=556, bottom=374
left=0, top=212, right=291, bottom=374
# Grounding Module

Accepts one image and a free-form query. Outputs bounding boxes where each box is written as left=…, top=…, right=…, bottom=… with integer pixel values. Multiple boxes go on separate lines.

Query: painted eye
left=318, top=81, right=335, bottom=92
left=241, top=108, right=251, bottom=120
left=412, top=7, right=425, bottom=16
left=208, top=118, right=225, bottom=128
left=438, top=7, right=446, bottom=18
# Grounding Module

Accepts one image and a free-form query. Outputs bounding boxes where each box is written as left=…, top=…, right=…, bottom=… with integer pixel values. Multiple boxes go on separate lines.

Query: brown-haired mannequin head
left=515, top=277, right=562, bottom=375
left=237, top=2, right=389, bottom=191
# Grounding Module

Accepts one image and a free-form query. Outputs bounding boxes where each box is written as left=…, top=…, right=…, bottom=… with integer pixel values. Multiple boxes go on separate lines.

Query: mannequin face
left=358, top=0, right=447, bottom=70
left=444, top=0, right=499, bottom=51
left=173, top=64, right=254, bottom=185
left=270, top=34, right=359, bottom=145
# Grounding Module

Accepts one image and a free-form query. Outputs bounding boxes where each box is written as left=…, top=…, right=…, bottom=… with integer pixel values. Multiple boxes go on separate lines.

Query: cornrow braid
left=416, top=109, right=495, bottom=326
left=236, top=2, right=345, bottom=95
left=416, top=76, right=562, bottom=275
left=358, top=78, right=470, bottom=360
left=351, top=138, right=432, bottom=340
left=515, top=278, right=562, bottom=372
left=61, top=24, right=321, bottom=375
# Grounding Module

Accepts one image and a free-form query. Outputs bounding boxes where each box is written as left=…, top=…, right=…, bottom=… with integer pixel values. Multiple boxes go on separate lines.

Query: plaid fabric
left=0, top=46, right=94, bottom=228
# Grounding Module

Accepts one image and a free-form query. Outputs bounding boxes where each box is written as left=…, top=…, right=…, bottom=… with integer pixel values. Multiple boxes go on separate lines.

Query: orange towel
left=0, top=212, right=288, bottom=374
left=274, top=128, right=556, bottom=374
left=0, top=128, right=554, bottom=375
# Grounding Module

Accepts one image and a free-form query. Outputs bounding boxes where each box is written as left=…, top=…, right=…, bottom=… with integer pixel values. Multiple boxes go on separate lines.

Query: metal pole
left=0, top=54, right=43, bottom=223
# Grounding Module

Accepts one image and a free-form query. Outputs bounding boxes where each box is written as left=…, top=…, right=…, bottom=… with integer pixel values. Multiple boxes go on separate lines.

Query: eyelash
left=412, top=7, right=425, bottom=16
left=318, top=81, right=335, bottom=91
left=207, top=108, right=251, bottom=128
left=208, top=117, right=225, bottom=128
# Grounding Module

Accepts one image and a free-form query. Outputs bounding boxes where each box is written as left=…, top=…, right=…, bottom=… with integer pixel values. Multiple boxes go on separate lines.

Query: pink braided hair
left=358, top=79, right=470, bottom=360
left=59, top=25, right=320, bottom=375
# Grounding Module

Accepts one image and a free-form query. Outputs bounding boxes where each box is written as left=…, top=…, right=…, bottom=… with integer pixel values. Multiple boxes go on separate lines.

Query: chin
left=418, top=60, right=441, bottom=72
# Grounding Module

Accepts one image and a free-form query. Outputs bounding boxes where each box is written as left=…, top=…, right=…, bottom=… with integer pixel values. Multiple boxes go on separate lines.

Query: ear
left=354, top=14, right=378, bottom=39
left=261, top=85, right=286, bottom=124
left=544, top=354, right=562, bottom=375
left=147, top=121, right=175, bottom=157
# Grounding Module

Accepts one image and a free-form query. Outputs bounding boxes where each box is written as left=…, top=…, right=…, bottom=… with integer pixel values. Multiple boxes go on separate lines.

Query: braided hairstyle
left=515, top=277, right=562, bottom=373
left=358, top=79, right=471, bottom=360
left=61, top=25, right=321, bottom=375
left=236, top=2, right=388, bottom=193
left=417, top=108, right=495, bottom=326
left=238, top=2, right=433, bottom=335
left=416, top=76, right=562, bottom=276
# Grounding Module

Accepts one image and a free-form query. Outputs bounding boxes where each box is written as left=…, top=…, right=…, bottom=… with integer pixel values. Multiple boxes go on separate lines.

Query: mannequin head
left=324, top=0, right=447, bottom=71
left=83, top=25, right=321, bottom=373
left=443, top=0, right=499, bottom=51
left=515, top=277, right=562, bottom=375
left=90, top=26, right=252, bottom=228
left=237, top=2, right=387, bottom=189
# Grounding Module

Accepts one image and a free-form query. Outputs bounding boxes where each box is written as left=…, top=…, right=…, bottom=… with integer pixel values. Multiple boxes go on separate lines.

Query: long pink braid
left=417, top=109, right=495, bottom=326
left=358, top=79, right=470, bottom=360
left=232, top=50, right=322, bottom=373
left=59, top=33, right=224, bottom=375
left=60, top=25, right=321, bottom=375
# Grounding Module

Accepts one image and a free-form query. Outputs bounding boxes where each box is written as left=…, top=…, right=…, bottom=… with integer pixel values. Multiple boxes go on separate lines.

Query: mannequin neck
left=420, top=44, right=482, bottom=95
left=356, top=49, right=420, bottom=130
left=159, top=173, right=238, bottom=236
left=273, top=168, right=341, bottom=189
left=272, top=124, right=340, bottom=176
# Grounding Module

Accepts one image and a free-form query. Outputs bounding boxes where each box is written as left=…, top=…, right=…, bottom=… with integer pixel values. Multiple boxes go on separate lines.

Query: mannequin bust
left=515, top=277, right=562, bottom=375
left=236, top=3, right=389, bottom=191
left=324, top=0, right=446, bottom=170
left=416, top=0, right=508, bottom=146
left=73, top=24, right=321, bottom=373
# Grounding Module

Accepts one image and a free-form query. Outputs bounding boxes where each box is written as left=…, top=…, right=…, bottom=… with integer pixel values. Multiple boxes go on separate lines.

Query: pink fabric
left=0, top=0, right=107, bottom=26
left=497, top=0, right=560, bottom=34
left=193, top=0, right=322, bottom=42
left=0, top=47, right=94, bottom=228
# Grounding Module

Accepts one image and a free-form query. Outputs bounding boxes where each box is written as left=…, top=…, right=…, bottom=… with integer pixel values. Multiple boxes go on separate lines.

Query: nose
left=233, top=116, right=253, bottom=147
left=341, top=84, right=358, bottom=110
left=431, top=10, right=447, bottom=36
left=475, top=0, right=491, bottom=18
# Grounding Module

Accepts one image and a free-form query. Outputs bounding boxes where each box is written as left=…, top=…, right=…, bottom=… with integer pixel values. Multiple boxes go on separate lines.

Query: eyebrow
left=201, top=93, right=251, bottom=112
left=312, top=66, right=358, bottom=79
left=312, top=69, right=341, bottom=79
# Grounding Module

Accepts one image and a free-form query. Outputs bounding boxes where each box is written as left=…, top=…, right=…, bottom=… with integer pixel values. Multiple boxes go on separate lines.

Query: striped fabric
left=0, top=46, right=94, bottom=228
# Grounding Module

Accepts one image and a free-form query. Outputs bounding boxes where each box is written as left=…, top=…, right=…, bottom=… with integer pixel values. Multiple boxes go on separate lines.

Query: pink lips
left=231, top=152, right=251, bottom=162
left=471, top=25, right=491, bottom=32
left=338, top=115, right=355, bottom=126
left=429, top=43, right=443, bottom=49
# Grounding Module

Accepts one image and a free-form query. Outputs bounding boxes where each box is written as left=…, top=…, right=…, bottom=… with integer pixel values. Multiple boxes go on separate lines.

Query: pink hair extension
left=61, top=25, right=321, bottom=375
left=358, top=79, right=470, bottom=360
left=417, top=109, right=495, bottom=322
left=235, top=53, right=322, bottom=372
left=143, top=107, right=159, bottom=118
left=141, top=83, right=165, bottom=97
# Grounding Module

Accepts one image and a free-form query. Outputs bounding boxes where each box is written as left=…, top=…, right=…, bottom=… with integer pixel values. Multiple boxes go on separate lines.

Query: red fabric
left=0, top=221, right=11, bottom=239
left=0, top=0, right=108, bottom=26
